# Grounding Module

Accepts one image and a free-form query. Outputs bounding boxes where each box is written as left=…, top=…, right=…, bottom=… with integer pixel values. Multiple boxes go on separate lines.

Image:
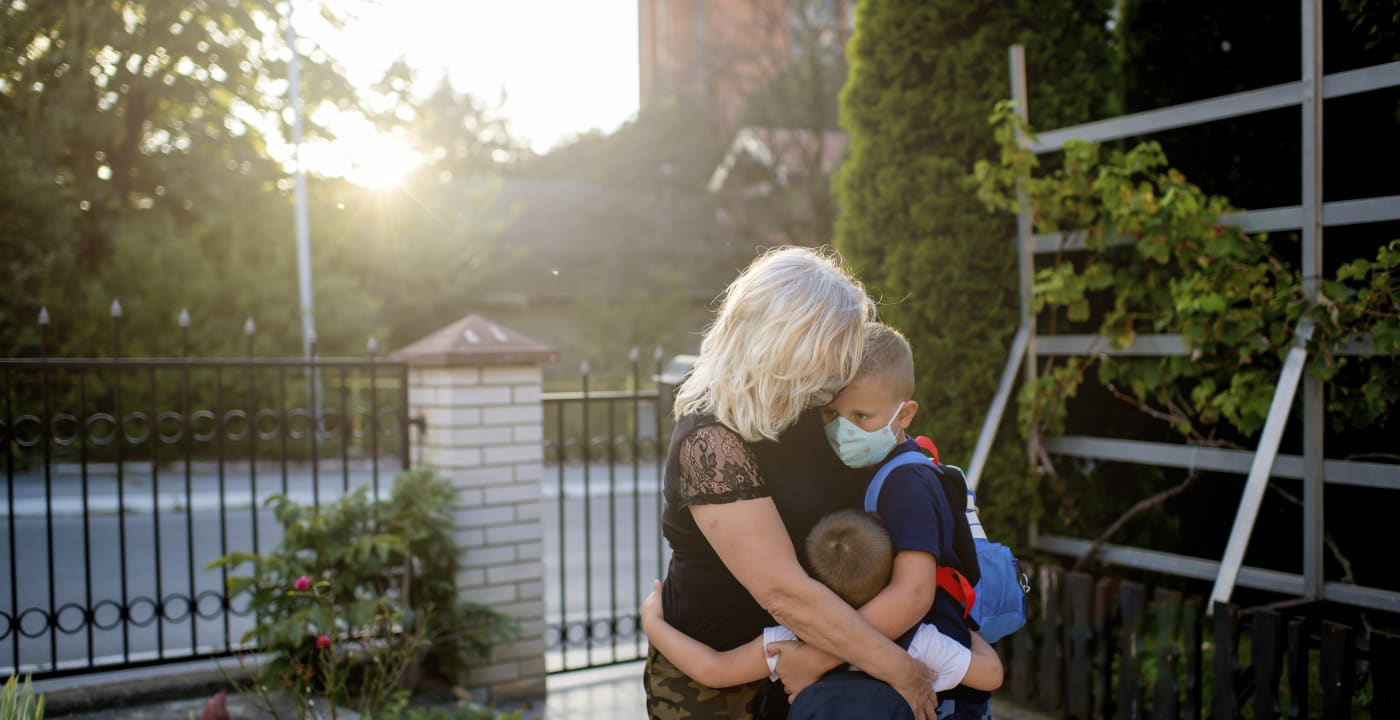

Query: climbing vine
left=973, top=100, right=1400, bottom=448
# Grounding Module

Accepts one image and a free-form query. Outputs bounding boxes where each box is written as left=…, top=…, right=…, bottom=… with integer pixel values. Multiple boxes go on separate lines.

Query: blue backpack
left=864, top=447, right=1029, bottom=644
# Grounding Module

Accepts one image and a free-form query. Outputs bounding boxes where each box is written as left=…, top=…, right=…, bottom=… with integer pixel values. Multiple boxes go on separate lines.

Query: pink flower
left=294, top=576, right=311, bottom=591
left=316, top=635, right=331, bottom=649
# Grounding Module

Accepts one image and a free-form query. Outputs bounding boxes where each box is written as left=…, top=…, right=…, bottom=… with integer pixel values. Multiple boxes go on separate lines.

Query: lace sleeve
left=676, top=424, right=768, bottom=507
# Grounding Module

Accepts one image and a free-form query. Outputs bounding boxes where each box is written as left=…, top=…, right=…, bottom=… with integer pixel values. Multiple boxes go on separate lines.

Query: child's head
left=820, top=324, right=919, bottom=468
left=805, top=509, right=894, bottom=608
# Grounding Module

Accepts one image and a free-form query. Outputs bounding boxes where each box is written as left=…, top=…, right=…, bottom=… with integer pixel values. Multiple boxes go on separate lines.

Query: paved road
left=2, top=461, right=669, bottom=674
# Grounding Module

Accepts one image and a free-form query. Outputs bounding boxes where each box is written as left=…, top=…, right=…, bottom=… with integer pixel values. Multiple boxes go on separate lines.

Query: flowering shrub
left=212, top=468, right=516, bottom=719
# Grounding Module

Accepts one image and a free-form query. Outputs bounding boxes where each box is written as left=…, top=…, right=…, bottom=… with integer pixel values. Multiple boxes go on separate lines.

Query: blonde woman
left=643, top=247, right=940, bottom=720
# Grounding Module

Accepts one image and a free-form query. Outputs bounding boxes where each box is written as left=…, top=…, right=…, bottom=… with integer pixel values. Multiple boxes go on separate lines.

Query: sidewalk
left=43, top=657, right=1056, bottom=719
left=509, top=660, right=1057, bottom=720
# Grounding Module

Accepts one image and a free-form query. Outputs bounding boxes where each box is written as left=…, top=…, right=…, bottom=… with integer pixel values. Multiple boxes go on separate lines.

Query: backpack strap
left=863, top=450, right=940, bottom=513
left=914, top=435, right=940, bottom=464
left=938, top=568, right=977, bottom=620
left=863, top=451, right=975, bottom=617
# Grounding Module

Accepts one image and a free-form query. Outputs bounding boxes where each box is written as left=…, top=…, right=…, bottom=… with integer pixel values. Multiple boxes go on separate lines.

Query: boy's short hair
left=858, top=324, right=915, bottom=400
left=805, top=510, right=894, bottom=608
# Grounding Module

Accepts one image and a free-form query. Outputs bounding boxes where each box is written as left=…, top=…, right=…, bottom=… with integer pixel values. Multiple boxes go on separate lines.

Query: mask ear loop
left=885, top=401, right=907, bottom=433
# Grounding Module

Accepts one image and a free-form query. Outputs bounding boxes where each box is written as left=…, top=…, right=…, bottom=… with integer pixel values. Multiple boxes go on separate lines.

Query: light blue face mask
left=823, top=402, right=905, bottom=468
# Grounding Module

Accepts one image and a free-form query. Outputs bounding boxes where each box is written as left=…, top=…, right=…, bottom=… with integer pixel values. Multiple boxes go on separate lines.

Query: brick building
left=638, top=0, right=855, bottom=129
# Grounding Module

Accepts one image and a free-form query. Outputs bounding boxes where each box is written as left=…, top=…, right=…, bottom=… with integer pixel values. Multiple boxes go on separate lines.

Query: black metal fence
left=1, top=308, right=409, bottom=679
left=1001, top=562, right=1400, bottom=719
left=542, top=348, right=673, bottom=673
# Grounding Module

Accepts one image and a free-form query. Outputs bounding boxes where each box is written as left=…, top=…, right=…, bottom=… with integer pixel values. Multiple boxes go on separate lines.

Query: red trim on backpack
left=910, top=436, right=970, bottom=615
left=936, top=567, right=977, bottom=619
left=914, top=435, right=940, bottom=465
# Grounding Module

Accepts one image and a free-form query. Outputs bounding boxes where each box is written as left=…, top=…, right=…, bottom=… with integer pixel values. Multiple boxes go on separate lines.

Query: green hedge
left=834, top=0, right=1117, bottom=536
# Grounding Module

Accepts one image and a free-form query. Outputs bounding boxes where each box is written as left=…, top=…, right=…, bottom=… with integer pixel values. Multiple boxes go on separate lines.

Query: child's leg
left=961, top=631, right=1004, bottom=691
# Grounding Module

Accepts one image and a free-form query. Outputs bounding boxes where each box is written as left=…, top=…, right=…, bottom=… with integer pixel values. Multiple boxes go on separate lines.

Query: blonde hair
left=673, top=246, right=875, bottom=442
left=806, top=510, right=894, bottom=608
left=859, top=324, right=915, bottom=400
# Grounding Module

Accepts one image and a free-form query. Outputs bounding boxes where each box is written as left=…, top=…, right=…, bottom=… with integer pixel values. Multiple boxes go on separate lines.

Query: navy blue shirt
left=871, top=438, right=988, bottom=703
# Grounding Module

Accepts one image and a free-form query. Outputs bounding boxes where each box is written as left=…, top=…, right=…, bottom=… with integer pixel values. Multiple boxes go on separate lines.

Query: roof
left=394, top=314, right=559, bottom=366
left=707, top=127, right=850, bottom=193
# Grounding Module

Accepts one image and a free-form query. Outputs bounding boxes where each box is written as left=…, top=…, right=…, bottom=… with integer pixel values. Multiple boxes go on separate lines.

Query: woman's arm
left=690, top=499, right=939, bottom=719
left=769, top=549, right=940, bottom=693
left=640, top=580, right=771, bottom=687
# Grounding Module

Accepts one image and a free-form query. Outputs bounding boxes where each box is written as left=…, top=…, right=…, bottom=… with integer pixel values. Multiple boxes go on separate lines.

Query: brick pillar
left=398, top=315, right=557, bottom=701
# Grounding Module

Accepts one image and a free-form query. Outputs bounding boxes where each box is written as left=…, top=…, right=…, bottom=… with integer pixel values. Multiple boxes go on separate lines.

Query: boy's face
left=820, top=375, right=914, bottom=435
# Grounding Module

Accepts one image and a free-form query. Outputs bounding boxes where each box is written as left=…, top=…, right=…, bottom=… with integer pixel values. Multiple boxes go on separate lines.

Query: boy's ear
left=895, top=401, right=919, bottom=430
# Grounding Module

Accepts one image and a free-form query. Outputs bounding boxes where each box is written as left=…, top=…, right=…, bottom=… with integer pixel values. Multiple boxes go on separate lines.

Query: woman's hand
left=641, top=579, right=664, bottom=634
left=889, top=653, right=940, bottom=720
left=774, top=640, right=940, bottom=720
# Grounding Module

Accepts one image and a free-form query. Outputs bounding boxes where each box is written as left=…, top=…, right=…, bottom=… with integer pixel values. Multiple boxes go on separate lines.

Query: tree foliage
left=0, top=1, right=523, bottom=358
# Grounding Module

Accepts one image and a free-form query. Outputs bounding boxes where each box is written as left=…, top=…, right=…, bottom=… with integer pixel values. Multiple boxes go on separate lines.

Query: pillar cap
left=395, top=314, right=558, bottom=367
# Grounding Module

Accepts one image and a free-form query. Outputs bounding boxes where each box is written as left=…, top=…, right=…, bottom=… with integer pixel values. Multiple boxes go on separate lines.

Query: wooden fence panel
left=1211, top=602, right=1242, bottom=720
left=1371, top=630, right=1400, bottom=718
left=1285, top=616, right=1309, bottom=720
left=997, top=571, right=1381, bottom=720
left=1116, top=581, right=1147, bottom=720
left=1181, top=597, right=1203, bottom=720
left=1066, top=571, right=1095, bottom=719
left=1038, top=565, right=1066, bottom=713
left=1252, top=609, right=1283, bottom=720
left=1150, top=589, right=1181, bottom=720
left=1321, top=620, right=1355, bottom=719
left=1093, top=577, right=1118, bottom=720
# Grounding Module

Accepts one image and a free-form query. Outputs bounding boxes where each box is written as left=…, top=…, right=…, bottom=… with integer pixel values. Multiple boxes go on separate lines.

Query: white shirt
left=763, top=624, right=972, bottom=692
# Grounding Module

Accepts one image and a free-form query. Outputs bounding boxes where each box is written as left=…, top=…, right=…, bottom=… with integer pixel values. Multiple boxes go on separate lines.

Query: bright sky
left=314, top=0, right=640, bottom=153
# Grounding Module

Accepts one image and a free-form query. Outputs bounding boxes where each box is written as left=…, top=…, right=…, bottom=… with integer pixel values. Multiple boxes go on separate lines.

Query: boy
left=641, top=324, right=1002, bottom=699
left=640, top=509, right=1002, bottom=693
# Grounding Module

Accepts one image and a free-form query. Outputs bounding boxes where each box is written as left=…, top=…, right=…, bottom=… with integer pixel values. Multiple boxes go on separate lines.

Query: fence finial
left=580, top=359, right=591, bottom=375
left=110, top=298, right=123, bottom=318
left=179, top=308, right=190, bottom=327
left=245, top=317, right=256, bottom=335
left=38, top=306, right=49, bottom=325
left=367, top=336, right=379, bottom=355
left=630, top=346, right=640, bottom=362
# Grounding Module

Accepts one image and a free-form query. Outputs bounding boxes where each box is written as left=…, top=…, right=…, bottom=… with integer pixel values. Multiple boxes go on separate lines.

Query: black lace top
left=675, top=422, right=767, bottom=507
left=659, top=411, right=868, bottom=652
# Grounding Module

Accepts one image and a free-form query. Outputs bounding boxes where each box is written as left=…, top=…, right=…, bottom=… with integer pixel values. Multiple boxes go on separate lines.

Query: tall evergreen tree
left=834, top=0, right=1116, bottom=531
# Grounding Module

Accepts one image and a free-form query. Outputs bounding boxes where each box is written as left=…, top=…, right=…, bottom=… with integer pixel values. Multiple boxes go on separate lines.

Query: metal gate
left=542, top=349, right=677, bottom=673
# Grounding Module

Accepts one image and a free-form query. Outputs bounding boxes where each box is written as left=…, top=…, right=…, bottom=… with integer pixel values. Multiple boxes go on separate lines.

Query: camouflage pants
left=644, top=646, right=767, bottom=719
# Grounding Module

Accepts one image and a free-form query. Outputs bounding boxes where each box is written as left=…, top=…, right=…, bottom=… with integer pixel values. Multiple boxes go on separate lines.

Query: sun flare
left=342, top=131, right=419, bottom=190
